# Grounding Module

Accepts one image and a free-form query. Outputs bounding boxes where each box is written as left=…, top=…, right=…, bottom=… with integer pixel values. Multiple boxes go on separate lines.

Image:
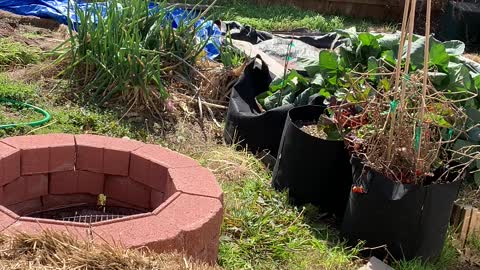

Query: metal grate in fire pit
left=27, top=205, right=147, bottom=224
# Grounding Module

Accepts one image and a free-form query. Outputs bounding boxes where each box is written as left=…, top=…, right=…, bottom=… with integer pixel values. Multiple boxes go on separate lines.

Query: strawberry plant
left=255, top=28, right=480, bottom=112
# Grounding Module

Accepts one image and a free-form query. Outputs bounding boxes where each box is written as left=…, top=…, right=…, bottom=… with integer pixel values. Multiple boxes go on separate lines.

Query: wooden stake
left=385, top=0, right=413, bottom=162
left=416, top=0, right=432, bottom=163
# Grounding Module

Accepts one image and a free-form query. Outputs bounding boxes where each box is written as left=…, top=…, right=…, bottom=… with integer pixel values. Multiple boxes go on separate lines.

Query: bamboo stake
left=385, top=0, right=413, bottom=162
left=417, top=0, right=432, bottom=164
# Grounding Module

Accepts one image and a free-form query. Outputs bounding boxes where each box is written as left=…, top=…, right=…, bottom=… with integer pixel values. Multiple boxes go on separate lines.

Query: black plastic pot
left=224, top=56, right=322, bottom=160
left=341, top=157, right=463, bottom=261
left=272, top=105, right=353, bottom=216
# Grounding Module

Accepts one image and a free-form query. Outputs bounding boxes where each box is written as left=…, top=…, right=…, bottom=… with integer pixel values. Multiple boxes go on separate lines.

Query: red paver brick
left=148, top=162, right=168, bottom=191
left=91, top=211, right=182, bottom=253
left=6, top=217, right=89, bottom=239
left=4, top=175, right=48, bottom=206
left=23, top=147, right=49, bottom=174
left=104, top=175, right=151, bottom=209
left=0, top=206, right=18, bottom=230
left=104, top=175, right=128, bottom=203
left=154, top=193, right=223, bottom=263
left=150, top=189, right=165, bottom=208
left=3, top=177, right=26, bottom=205
left=77, top=171, right=104, bottom=195
left=129, top=153, right=150, bottom=185
left=75, top=134, right=105, bottom=173
left=0, top=142, right=20, bottom=186
left=2, top=135, right=50, bottom=175
left=167, top=167, right=223, bottom=202
left=7, top=198, right=43, bottom=216
left=92, top=194, right=222, bottom=263
left=42, top=194, right=97, bottom=209
left=25, top=174, right=49, bottom=199
left=48, top=134, right=75, bottom=172
left=49, top=171, right=77, bottom=194
left=133, top=145, right=199, bottom=169
left=103, top=138, right=143, bottom=176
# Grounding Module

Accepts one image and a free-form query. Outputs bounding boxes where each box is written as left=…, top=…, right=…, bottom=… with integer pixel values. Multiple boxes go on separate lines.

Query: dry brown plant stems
left=386, top=0, right=412, bottom=162
left=417, top=0, right=433, bottom=164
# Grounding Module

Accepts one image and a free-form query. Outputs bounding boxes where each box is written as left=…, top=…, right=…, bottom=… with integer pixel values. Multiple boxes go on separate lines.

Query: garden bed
left=1, top=1, right=480, bottom=269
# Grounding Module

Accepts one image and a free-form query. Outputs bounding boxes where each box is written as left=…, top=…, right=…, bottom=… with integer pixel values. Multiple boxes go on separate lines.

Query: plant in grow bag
left=328, top=24, right=473, bottom=184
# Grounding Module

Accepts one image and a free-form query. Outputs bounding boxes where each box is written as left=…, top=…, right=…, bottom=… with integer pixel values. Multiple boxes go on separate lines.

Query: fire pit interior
left=27, top=205, right=146, bottom=223
left=0, top=134, right=223, bottom=263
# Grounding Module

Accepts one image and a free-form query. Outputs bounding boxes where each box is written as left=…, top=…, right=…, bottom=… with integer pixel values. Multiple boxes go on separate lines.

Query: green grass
left=468, top=234, right=480, bottom=253
left=206, top=0, right=396, bottom=32
left=21, top=32, right=43, bottom=39
left=0, top=74, right=465, bottom=270
left=0, top=74, right=37, bottom=102
left=393, top=233, right=459, bottom=270
left=0, top=38, right=41, bottom=69
left=218, top=173, right=358, bottom=269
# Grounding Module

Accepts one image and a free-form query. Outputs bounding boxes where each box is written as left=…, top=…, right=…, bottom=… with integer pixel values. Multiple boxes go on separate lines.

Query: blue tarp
left=0, top=0, right=221, bottom=59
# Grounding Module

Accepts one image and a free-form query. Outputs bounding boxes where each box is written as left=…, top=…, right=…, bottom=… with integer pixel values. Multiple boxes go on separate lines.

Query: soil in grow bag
left=341, top=157, right=463, bottom=262
left=272, top=105, right=353, bottom=217
left=224, top=56, right=324, bottom=162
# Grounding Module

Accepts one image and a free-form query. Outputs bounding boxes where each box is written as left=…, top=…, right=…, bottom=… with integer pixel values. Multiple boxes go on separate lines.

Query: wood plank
left=460, top=206, right=474, bottom=248
left=451, top=203, right=462, bottom=230
left=470, top=209, right=480, bottom=235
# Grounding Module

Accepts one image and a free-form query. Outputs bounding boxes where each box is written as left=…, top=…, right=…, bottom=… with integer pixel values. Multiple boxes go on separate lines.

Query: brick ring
left=0, top=134, right=223, bottom=263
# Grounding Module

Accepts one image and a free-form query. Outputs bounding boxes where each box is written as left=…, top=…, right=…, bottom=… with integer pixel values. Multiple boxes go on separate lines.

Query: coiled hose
left=0, top=98, right=51, bottom=129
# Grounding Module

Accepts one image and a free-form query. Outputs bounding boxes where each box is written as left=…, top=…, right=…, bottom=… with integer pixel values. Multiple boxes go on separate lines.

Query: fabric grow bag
left=341, top=158, right=463, bottom=261
left=224, top=56, right=323, bottom=159
left=271, top=105, right=353, bottom=216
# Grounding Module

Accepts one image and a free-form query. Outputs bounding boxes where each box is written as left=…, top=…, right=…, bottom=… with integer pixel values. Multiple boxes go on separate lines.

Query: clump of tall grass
left=60, top=0, right=208, bottom=114
left=0, top=38, right=41, bottom=70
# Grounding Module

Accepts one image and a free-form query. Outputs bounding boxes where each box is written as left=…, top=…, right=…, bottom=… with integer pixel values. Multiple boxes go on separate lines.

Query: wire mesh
left=27, top=205, right=146, bottom=224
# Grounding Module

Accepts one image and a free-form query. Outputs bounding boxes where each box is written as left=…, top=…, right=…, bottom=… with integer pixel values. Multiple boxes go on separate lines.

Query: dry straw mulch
left=0, top=230, right=220, bottom=270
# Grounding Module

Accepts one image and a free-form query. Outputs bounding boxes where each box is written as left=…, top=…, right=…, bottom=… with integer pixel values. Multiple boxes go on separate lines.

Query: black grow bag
left=224, top=56, right=323, bottom=158
left=341, top=158, right=463, bottom=261
left=438, top=0, right=480, bottom=48
left=271, top=105, right=353, bottom=216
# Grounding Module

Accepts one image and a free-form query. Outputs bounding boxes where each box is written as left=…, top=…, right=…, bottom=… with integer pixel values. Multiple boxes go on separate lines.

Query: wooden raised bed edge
left=451, top=203, right=480, bottom=248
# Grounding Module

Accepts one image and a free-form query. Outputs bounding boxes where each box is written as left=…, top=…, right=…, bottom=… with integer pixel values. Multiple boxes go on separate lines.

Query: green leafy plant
left=58, top=0, right=208, bottom=114
left=257, top=28, right=480, bottom=112
left=218, top=33, right=246, bottom=69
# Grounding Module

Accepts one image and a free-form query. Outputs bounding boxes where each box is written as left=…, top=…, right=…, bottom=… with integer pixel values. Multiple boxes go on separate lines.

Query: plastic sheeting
left=0, top=0, right=221, bottom=59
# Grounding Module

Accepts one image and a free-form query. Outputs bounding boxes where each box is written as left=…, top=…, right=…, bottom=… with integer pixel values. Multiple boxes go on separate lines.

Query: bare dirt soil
left=0, top=10, right=67, bottom=51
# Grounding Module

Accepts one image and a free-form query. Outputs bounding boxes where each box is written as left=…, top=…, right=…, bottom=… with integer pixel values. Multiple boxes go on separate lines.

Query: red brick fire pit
left=0, top=134, right=223, bottom=263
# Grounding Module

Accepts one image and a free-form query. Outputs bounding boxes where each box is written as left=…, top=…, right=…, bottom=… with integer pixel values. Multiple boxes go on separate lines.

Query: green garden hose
left=0, top=98, right=51, bottom=129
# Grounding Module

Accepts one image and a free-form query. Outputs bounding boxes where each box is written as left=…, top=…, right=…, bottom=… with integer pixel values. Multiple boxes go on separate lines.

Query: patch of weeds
left=468, top=234, right=480, bottom=253
left=0, top=38, right=41, bottom=69
left=0, top=74, right=146, bottom=140
left=393, top=232, right=459, bottom=270
left=0, top=101, right=43, bottom=126
left=21, top=32, right=43, bottom=39
left=218, top=34, right=246, bottom=69
left=0, top=74, right=36, bottom=101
